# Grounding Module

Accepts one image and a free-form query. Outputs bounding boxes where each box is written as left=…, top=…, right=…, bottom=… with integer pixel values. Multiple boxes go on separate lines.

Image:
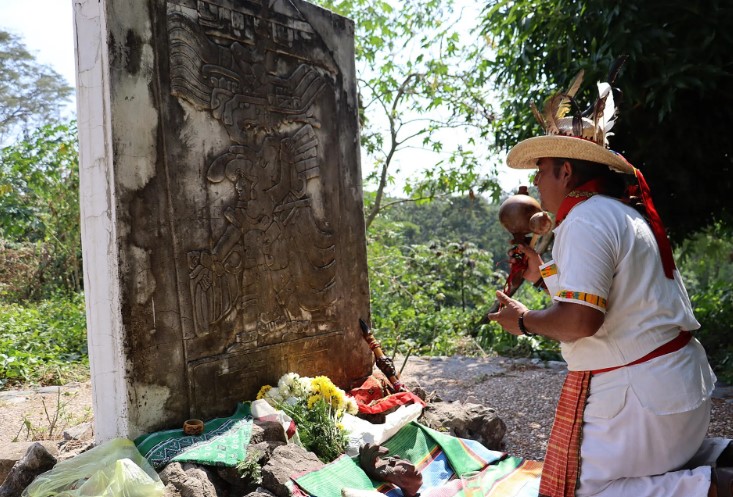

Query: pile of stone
left=0, top=399, right=505, bottom=497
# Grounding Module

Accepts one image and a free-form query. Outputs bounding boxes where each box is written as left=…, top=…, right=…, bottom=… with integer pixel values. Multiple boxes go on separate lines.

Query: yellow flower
left=311, top=376, right=332, bottom=394
left=256, top=384, right=272, bottom=400
left=307, top=394, right=323, bottom=409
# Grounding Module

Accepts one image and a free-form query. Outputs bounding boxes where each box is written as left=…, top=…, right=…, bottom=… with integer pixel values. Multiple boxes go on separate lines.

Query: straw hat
left=506, top=70, right=634, bottom=174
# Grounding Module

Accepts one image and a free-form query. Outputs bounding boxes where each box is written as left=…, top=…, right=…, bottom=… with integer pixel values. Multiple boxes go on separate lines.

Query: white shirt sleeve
left=552, top=215, right=617, bottom=313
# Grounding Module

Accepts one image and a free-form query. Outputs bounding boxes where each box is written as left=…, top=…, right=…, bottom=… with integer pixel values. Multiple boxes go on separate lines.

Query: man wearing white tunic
left=488, top=72, right=733, bottom=497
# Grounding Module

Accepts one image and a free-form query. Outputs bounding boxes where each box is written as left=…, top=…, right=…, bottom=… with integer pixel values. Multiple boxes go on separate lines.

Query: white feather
left=596, top=82, right=617, bottom=145
left=596, top=82, right=616, bottom=131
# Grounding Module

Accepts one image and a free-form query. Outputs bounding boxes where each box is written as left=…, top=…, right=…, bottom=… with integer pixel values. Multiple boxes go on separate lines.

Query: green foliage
left=367, top=212, right=504, bottom=356
left=236, top=448, right=263, bottom=484
left=0, top=292, right=88, bottom=390
left=0, top=121, right=81, bottom=299
left=311, top=0, right=498, bottom=227
left=474, top=284, right=560, bottom=361
left=677, top=223, right=733, bottom=382
left=478, top=0, right=733, bottom=240
left=0, top=30, right=74, bottom=144
left=280, top=398, right=348, bottom=463
left=385, top=195, right=510, bottom=263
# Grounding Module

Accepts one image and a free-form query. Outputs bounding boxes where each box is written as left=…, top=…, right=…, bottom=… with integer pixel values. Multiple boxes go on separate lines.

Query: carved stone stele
left=73, top=0, right=371, bottom=440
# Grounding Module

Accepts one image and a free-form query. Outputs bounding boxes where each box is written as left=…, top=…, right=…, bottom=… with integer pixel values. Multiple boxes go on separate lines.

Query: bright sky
left=0, top=0, right=530, bottom=193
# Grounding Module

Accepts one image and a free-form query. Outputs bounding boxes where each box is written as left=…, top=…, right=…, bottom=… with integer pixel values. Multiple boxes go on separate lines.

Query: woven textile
left=295, top=422, right=541, bottom=497
left=539, top=371, right=592, bottom=497
left=134, top=402, right=253, bottom=469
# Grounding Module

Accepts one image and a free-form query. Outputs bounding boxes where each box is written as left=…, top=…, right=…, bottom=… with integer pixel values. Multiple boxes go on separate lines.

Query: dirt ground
left=1, top=357, right=731, bottom=462
left=0, top=382, right=93, bottom=444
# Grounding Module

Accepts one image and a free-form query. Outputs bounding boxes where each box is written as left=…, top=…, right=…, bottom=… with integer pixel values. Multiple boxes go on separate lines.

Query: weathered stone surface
left=420, top=401, right=507, bottom=450
left=74, top=0, right=372, bottom=441
left=250, top=420, right=287, bottom=445
left=261, top=444, right=324, bottom=497
left=160, top=462, right=227, bottom=497
left=63, top=422, right=94, bottom=441
left=0, top=441, right=57, bottom=486
left=56, top=439, right=95, bottom=462
left=0, top=442, right=57, bottom=497
left=243, top=488, right=277, bottom=497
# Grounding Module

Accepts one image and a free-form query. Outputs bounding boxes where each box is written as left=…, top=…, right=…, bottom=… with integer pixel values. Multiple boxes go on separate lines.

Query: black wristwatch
left=518, top=311, right=536, bottom=337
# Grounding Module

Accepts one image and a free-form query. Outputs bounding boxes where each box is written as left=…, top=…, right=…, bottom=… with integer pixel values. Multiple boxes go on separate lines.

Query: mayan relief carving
left=168, top=0, right=337, bottom=344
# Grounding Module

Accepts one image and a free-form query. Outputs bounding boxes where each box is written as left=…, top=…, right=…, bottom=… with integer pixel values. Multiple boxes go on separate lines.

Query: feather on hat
left=507, top=63, right=633, bottom=174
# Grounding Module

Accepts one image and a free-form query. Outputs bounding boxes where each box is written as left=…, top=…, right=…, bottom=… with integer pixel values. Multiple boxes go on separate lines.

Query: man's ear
left=560, top=160, right=574, bottom=186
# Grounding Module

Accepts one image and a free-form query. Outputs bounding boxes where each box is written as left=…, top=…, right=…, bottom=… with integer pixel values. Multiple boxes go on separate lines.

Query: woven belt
left=591, top=330, right=692, bottom=375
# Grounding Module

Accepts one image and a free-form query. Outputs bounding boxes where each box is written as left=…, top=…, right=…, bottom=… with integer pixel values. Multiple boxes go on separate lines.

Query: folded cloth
left=134, top=402, right=253, bottom=469
left=294, top=421, right=511, bottom=497
left=349, top=375, right=426, bottom=415
left=342, top=403, right=424, bottom=456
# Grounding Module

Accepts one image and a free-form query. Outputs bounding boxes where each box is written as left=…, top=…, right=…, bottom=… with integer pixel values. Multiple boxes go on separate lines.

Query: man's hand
left=509, top=243, right=544, bottom=284
left=487, top=290, right=528, bottom=335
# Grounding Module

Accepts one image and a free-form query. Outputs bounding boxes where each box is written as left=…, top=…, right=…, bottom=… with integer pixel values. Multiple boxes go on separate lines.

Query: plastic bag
left=22, top=438, right=164, bottom=497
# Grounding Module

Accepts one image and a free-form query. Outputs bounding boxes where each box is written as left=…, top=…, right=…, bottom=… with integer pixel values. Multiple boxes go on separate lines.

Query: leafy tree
left=0, top=121, right=81, bottom=299
left=479, top=0, right=733, bottom=241
left=313, top=0, right=499, bottom=228
left=386, top=195, right=510, bottom=264
left=676, top=222, right=733, bottom=382
left=0, top=30, right=74, bottom=145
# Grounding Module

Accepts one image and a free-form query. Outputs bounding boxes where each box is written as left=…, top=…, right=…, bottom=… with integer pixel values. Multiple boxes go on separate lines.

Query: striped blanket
left=294, top=422, right=542, bottom=497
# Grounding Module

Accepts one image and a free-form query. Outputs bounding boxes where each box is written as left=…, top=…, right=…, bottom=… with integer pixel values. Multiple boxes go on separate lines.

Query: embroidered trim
left=555, top=290, right=607, bottom=309
left=540, top=264, right=558, bottom=278
left=566, top=190, right=596, bottom=199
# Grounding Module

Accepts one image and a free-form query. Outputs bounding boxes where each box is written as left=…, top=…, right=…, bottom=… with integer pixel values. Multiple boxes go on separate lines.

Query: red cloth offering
left=349, top=375, right=426, bottom=415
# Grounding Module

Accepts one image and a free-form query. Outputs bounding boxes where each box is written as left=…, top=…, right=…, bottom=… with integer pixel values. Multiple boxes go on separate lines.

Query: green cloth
left=134, top=402, right=253, bottom=469
left=296, top=422, right=498, bottom=497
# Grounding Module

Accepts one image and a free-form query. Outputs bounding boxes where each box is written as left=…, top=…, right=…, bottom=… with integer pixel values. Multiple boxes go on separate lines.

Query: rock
left=420, top=401, right=507, bottom=450
left=248, top=441, right=286, bottom=461
left=0, top=442, right=57, bottom=497
left=243, top=488, right=277, bottom=497
left=0, top=441, right=58, bottom=487
left=62, top=422, right=94, bottom=441
left=56, top=440, right=95, bottom=462
left=250, top=420, right=287, bottom=444
left=160, top=462, right=226, bottom=497
left=261, top=444, right=324, bottom=497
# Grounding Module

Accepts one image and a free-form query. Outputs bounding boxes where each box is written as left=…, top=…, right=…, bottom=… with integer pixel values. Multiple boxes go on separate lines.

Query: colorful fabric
left=554, top=290, right=607, bottom=310
left=539, top=371, right=591, bottom=497
left=134, top=403, right=253, bottom=469
left=554, top=178, right=605, bottom=225
left=350, top=375, right=427, bottom=415
left=295, top=422, right=541, bottom=497
left=539, top=264, right=557, bottom=278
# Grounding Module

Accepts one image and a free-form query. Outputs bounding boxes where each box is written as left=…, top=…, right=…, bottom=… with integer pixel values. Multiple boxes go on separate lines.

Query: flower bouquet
left=257, top=373, right=358, bottom=462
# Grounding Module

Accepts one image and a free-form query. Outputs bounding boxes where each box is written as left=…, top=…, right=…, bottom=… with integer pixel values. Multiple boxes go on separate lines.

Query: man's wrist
left=533, top=277, right=547, bottom=290
left=518, top=311, right=536, bottom=337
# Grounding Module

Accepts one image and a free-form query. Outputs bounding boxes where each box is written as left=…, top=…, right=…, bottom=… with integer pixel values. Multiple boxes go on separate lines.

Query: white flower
left=278, top=373, right=301, bottom=397
left=296, top=376, right=314, bottom=397
left=345, top=396, right=359, bottom=415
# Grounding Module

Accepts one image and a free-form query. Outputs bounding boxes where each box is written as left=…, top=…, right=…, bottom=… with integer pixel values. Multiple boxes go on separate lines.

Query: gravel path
left=399, top=355, right=733, bottom=461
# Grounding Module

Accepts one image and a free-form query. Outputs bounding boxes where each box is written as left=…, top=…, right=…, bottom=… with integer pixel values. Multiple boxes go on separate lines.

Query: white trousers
left=576, top=379, right=729, bottom=497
